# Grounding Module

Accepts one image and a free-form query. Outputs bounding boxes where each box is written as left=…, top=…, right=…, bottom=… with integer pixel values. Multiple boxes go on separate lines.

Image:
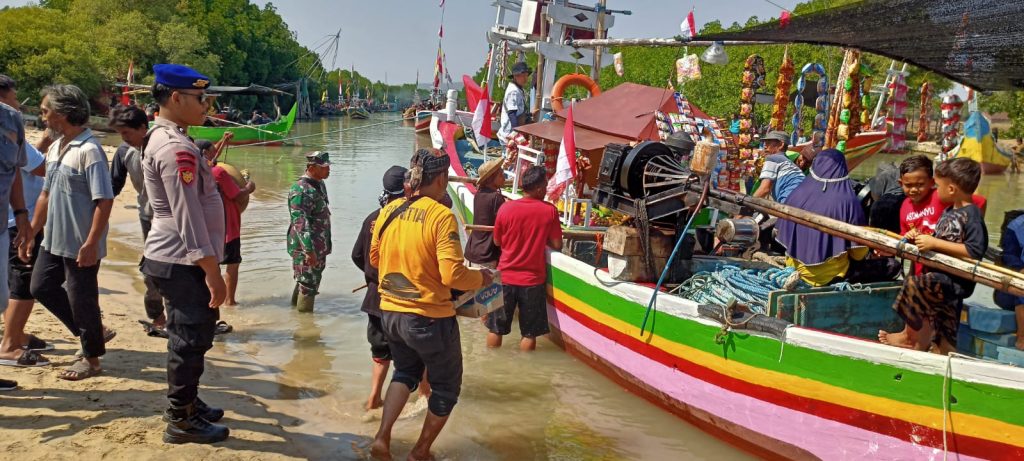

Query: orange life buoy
left=551, top=73, right=601, bottom=112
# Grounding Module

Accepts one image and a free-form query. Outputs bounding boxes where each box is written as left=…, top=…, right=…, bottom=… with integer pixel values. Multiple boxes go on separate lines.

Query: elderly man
left=22, top=84, right=114, bottom=381
left=140, top=64, right=228, bottom=444
left=497, top=62, right=532, bottom=143
left=287, top=151, right=332, bottom=312
left=0, top=75, right=33, bottom=389
left=753, top=130, right=815, bottom=204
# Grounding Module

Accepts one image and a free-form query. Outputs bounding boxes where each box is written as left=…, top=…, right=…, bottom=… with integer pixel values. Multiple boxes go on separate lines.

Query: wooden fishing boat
left=444, top=133, right=1024, bottom=460
left=347, top=106, right=370, bottom=119
left=189, top=103, right=297, bottom=146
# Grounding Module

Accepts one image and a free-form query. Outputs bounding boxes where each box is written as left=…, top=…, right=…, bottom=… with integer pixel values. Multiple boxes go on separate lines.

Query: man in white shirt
left=497, top=62, right=532, bottom=142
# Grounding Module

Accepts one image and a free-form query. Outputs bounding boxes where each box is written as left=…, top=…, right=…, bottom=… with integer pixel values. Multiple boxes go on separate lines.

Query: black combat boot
left=194, top=397, right=224, bottom=422
left=163, top=403, right=229, bottom=444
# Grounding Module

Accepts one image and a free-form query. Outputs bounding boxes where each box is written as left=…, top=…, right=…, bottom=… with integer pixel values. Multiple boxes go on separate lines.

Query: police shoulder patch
left=179, top=167, right=195, bottom=185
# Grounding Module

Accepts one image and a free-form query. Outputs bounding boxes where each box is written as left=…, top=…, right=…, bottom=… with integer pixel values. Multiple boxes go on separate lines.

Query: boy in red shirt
left=489, top=166, right=563, bottom=351
left=882, top=158, right=988, bottom=354
left=198, top=136, right=255, bottom=306
left=897, top=155, right=986, bottom=275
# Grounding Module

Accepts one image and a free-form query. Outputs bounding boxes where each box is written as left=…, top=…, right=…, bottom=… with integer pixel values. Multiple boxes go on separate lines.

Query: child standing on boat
left=487, top=166, right=562, bottom=351
left=881, top=158, right=988, bottom=354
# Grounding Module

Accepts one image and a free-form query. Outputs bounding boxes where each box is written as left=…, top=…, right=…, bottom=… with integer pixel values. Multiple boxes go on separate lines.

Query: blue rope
left=640, top=200, right=703, bottom=336
left=677, top=264, right=800, bottom=315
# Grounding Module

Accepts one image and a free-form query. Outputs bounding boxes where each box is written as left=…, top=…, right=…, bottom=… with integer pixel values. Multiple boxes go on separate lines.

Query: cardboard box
left=454, top=272, right=504, bottom=318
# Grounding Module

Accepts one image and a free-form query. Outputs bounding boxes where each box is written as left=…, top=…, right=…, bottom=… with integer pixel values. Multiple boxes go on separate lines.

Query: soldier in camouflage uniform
left=287, top=151, right=331, bottom=312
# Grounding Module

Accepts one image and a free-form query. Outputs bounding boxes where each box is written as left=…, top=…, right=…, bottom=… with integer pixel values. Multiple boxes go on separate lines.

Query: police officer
left=140, top=64, right=229, bottom=444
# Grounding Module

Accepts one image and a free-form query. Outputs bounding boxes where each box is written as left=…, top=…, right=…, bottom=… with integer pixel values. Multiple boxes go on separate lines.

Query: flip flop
left=214, top=320, right=233, bottom=335
left=0, top=378, right=16, bottom=391
left=58, top=360, right=101, bottom=381
left=0, top=350, right=49, bottom=368
left=22, top=334, right=55, bottom=352
left=138, top=320, right=169, bottom=339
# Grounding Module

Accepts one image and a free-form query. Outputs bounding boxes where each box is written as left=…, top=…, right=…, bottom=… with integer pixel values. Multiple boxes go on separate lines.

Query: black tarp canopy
left=697, top=0, right=1024, bottom=92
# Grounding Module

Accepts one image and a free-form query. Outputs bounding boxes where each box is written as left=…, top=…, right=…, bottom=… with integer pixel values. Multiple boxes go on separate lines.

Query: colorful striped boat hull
left=446, top=144, right=1024, bottom=460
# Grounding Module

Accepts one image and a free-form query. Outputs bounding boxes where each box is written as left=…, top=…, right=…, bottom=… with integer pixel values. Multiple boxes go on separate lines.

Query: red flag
left=779, top=10, right=791, bottom=29
left=433, top=46, right=443, bottom=89
left=546, top=104, right=578, bottom=201
left=686, top=10, right=696, bottom=39
left=463, top=75, right=492, bottom=146
left=120, top=60, right=134, bottom=106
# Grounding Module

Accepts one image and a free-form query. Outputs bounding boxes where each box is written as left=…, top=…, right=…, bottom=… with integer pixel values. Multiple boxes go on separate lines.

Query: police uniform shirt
left=142, top=117, right=225, bottom=265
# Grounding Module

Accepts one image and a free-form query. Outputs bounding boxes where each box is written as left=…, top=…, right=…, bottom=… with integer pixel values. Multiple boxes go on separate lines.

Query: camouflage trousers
left=292, top=255, right=327, bottom=296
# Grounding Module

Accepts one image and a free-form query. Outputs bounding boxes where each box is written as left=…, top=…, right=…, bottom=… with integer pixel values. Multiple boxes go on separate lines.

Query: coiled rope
left=673, top=264, right=801, bottom=314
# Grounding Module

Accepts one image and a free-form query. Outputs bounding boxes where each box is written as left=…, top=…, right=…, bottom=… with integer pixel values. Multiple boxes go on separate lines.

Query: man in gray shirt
left=23, top=84, right=113, bottom=381
left=108, top=106, right=165, bottom=335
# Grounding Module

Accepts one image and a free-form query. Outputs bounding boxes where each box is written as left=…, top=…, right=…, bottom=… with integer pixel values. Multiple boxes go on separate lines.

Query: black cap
left=383, top=165, right=407, bottom=195
left=664, top=132, right=696, bottom=155
left=509, top=62, right=532, bottom=77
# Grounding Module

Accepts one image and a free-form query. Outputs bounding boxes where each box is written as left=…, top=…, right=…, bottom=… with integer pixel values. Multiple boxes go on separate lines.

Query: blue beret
left=153, top=64, right=211, bottom=90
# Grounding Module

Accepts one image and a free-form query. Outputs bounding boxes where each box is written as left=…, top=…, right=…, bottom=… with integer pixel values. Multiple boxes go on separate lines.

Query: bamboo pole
left=465, top=224, right=603, bottom=239
left=701, top=187, right=1024, bottom=296
left=449, top=175, right=512, bottom=186
left=566, top=38, right=776, bottom=48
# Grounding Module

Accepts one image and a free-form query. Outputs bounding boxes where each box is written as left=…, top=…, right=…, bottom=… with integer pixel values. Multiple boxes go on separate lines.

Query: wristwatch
left=13, top=209, right=27, bottom=217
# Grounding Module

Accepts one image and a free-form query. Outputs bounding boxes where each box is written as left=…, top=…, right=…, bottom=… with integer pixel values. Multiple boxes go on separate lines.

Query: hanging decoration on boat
left=940, top=94, right=963, bottom=158
left=613, top=52, right=624, bottom=77
left=886, top=72, right=909, bottom=150
left=769, top=48, right=794, bottom=131
left=791, top=63, right=828, bottom=148
left=701, top=41, right=729, bottom=65
left=737, top=55, right=766, bottom=178
left=917, top=81, right=931, bottom=142
left=676, top=54, right=701, bottom=83
left=832, top=51, right=862, bottom=153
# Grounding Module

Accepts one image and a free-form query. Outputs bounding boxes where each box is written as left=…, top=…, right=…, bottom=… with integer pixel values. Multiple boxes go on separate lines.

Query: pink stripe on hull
left=548, top=305, right=984, bottom=461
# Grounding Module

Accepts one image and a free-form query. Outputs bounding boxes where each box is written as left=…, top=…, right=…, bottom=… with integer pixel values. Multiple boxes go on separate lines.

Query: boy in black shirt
left=880, top=158, right=987, bottom=354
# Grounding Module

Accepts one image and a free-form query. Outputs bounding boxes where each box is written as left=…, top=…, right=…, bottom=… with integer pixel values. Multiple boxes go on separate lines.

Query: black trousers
left=30, top=249, right=105, bottom=358
left=142, top=259, right=218, bottom=408
left=139, top=219, right=164, bottom=320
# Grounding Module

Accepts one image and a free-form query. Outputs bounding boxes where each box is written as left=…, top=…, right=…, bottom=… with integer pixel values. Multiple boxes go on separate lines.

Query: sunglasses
left=178, top=91, right=212, bottom=105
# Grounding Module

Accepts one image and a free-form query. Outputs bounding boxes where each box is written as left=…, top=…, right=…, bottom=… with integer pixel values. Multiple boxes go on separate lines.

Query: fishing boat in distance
left=346, top=104, right=370, bottom=119
left=189, top=84, right=297, bottom=146
left=442, top=1, right=1024, bottom=459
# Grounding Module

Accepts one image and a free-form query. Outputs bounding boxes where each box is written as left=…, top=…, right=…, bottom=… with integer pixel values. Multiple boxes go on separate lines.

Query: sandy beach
left=0, top=129, right=342, bottom=460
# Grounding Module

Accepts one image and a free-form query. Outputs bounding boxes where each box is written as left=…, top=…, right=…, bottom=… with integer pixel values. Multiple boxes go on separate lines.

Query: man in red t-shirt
left=897, top=155, right=986, bottom=275
left=489, top=166, right=562, bottom=351
left=199, top=136, right=255, bottom=306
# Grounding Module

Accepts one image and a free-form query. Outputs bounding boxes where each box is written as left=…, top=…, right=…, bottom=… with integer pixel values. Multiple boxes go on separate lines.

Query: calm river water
left=105, top=115, right=753, bottom=460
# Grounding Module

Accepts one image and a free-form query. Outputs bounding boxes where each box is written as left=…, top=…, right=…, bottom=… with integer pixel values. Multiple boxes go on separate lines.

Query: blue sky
left=1, top=0, right=801, bottom=83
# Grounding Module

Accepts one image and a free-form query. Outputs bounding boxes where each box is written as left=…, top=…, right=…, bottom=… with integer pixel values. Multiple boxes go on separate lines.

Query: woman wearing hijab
left=776, top=149, right=901, bottom=286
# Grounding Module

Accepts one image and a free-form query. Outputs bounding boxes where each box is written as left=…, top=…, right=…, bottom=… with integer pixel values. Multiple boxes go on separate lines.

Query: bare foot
left=366, top=398, right=384, bottom=411
left=878, top=330, right=914, bottom=349
left=369, top=439, right=392, bottom=461
left=407, top=450, right=436, bottom=461
left=1016, top=335, right=1024, bottom=351
left=225, top=300, right=239, bottom=306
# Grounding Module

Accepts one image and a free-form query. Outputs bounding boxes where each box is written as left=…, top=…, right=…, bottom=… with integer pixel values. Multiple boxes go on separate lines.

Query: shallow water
left=105, top=115, right=752, bottom=460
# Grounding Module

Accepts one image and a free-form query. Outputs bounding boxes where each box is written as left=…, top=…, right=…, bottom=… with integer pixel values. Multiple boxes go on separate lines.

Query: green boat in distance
left=189, top=103, right=297, bottom=146
left=346, top=105, right=370, bottom=120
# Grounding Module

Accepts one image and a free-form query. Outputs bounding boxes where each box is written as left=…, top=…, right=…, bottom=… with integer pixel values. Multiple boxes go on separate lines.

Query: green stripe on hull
left=550, top=265, right=1024, bottom=426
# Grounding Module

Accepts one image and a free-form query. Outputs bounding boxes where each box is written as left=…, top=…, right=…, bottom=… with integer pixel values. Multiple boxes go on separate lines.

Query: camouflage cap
left=306, top=151, right=331, bottom=165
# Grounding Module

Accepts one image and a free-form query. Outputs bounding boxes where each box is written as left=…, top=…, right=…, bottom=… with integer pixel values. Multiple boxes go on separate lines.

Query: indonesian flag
left=546, top=104, right=578, bottom=201
left=463, top=75, right=492, bottom=146
left=121, top=60, right=134, bottom=106
left=685, top=10, right=696, bottom=39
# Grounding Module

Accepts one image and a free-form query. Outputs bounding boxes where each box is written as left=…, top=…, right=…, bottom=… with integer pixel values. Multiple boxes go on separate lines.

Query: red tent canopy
left=551, top=82, right=711, bottom=142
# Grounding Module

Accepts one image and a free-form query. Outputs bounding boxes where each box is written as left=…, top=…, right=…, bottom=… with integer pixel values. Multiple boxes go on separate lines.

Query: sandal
left=103, top=327, right=117, bottom=343
left=214, top=320, right=233, bottom=335
left=139, top=320, right=169, bottom=339
left=58, top=360, right=101, bottom=381
left=0, top=350, right=49, bottom=368
left=22, top=334, right=54, bottom=352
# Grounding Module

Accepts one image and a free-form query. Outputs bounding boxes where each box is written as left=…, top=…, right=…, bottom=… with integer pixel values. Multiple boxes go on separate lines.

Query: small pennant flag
left=779, top=10, right=792, bottom=29
left=439, top=0, right=444, bottom=6
left=546, top=104, right=578, bottom=201
left=683, top=10, right=696, bottom=39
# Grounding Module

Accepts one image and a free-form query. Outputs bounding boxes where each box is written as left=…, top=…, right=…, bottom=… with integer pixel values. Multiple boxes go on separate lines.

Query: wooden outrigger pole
left=699, top=186, right=1024, bottom=297
left=565, top=37, right=776, bottom=48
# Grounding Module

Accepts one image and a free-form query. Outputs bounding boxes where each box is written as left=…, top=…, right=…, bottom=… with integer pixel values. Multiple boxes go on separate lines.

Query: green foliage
left=981, top=92, right=1024, bottom=138
left=0, top=0, right=327, bottom=112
